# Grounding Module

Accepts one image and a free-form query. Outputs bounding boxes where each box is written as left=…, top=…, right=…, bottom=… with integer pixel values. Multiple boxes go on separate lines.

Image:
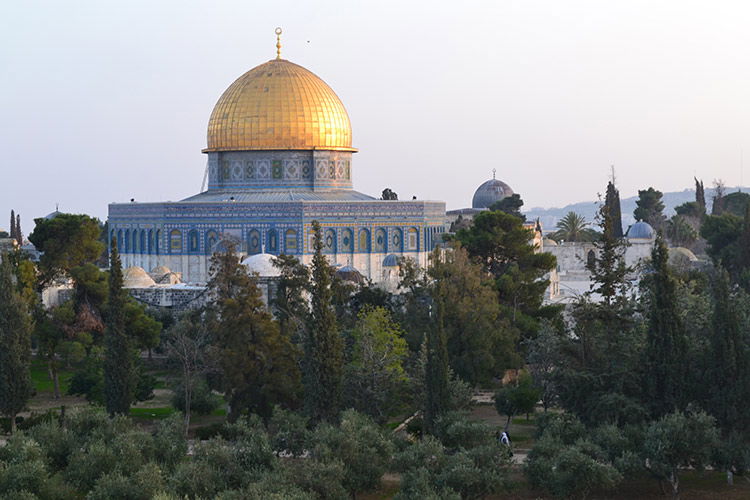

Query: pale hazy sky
left=2, top=0, right=750, bottom=229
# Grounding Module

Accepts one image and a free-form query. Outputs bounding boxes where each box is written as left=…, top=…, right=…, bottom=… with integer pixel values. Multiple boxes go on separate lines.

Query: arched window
left=587, top=249, right=596, bottom=269
left=140, top=230, right=146, bottom=254
left=358, top=229, right=370, bottom=253
left=188, top=230, right=199, bottom=253
left=169, top=229, right=182, bottom=253
left=205, top=230, right=219, bottom=255
left=247, top=229, right=261, bottom=255
left=407, top=227, right=419, bottom=251
left=117, top=230, right=123, bottom=253
left=155, top=230, right=160, bottom=255
left=267, top=229, right=278, bottom=253
left=374, top=228, right=387, bottom=253
left=391, top=228, right=403, bottom=252
left=147, top=229, right=154, bottom=254
left=341, top=228, right=353, bottom=252
left=124, top=230, right=131, bottom=253
left=284, top=229, right=297, bottom=252
left=324, top=228, right=337, bottom=254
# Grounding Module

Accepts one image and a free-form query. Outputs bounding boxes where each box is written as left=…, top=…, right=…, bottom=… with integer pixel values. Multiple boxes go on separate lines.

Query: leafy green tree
left=642, top=235, right=687, bottom=417
left=429, top=243, right=517, bottom=385
left=550, top=212, right=598, bottom=242
left=665, top=215, right=698, bottom=248
left=489, top=193, right=525, bottom=220
left=634, top=187, right=666, bottom=230
left=494, top=373, right=540, bottom=430
left=28, top=213, right=104, bottom=286
left=164, top=314, right=213, bottom=434
left=0, top=256, right=33, bottom=434
left=311, top=410, right=394, bottom=499
left=344, top=306, right=408, bottom=422
left=381, top=188, right=398, bottom=200
left=104, top=241, right=134, bottom=416
left=304, top=220, right=343, bottom=423
left=523, top=321, right=562, bottom=411
left=701, top=212, right=744, bottom=277
left=271, top=253, right=310, bottom=341
left=605, top=180, right=624, bottom=238
left=206, top=242, right=300, bottom=421
left=455, top=210, right=557, bottom=343
left=643, top=409, right=718, bottom=499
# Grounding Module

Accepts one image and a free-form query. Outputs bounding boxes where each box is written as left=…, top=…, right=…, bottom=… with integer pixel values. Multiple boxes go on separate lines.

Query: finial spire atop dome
left=492, top=168, right=496, bottom=179
left=275, top=27, right=282, bottom=59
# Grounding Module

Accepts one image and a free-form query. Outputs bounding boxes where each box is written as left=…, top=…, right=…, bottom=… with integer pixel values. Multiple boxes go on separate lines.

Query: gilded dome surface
left=205, top=59, right=355, bottom=152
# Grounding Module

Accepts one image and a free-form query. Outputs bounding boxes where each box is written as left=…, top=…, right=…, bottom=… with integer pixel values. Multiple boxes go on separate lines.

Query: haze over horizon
left=2, top=0, right=750, bottom=227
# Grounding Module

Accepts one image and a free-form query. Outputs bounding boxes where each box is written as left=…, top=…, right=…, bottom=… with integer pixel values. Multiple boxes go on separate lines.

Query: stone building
left=108, top=32, right=446, bottom=285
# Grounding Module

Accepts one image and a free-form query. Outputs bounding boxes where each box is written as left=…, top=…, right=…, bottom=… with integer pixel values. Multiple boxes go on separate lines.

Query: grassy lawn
left=30, top=360, right=73, bottom=394
left=129, top=407, right=175, bottom=419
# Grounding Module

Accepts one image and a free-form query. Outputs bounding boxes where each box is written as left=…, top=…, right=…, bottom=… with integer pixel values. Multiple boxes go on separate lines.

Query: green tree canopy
left=489, top=193, right=525, bottom=220
left=633, top=187, right=666, bottom=230
left=28, top=213, right=104, bottom=285
left=550, top=212, right=599, bottom=242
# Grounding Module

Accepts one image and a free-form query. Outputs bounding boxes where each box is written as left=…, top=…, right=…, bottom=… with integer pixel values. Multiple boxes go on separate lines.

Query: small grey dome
left=626, top=221, right=655, bottom=240
left=383, top=254, right=400, bottom=267
left=472, top=178, right=514, bottom=209
left=44, top=210, right=63, bottom=220
left=336, top=265, right=365, bottom=284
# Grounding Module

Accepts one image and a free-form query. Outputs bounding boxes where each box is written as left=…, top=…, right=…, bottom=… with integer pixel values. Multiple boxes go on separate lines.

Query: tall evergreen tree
left=15, top=214, right=22, bottom=245
left=586, top=200, right=631, bottom=307
left=695, top=177, right=706, bottom=214
left=304, top=220, right=343, bottom=422
left=642, top=235, right=687, bottom=417
left=424, top=250, right=450, bottom=435
left=9, top=210, right=16, bottom=242
left=707, top=270, right=748, bottom=435
left=206, top=242, right=300, bottom=420
left=103, top=239, right=134, bottom=416
left=0, top=256, right=33, bottom=433
left=604, top=181, right=623, bottom=238
left=272, top=253, right=310, bottom=341
left=634, top=187, right=666, bottom=230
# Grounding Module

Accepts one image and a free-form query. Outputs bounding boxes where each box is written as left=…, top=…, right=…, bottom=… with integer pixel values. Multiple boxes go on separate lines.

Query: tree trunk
left=49, top=360, right=61, bottom=399
left=505, top=413, right=512, bottom=432
left=670, top=470, right=680, bottom=499
left=727, top=470, right=734, bottom=486
left=10, top=413, right=16, bottom=434
left=183, top=369, right=192, bottom=437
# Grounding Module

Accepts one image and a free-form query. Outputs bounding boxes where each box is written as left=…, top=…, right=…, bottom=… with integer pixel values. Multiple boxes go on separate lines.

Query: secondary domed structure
left=471, top=174, right=514, bottom=209
left=242, top=253, right=281, bottom=278
left=626, top=221, right=655, bottom=240
left=108, top=29, right=446, bottom=285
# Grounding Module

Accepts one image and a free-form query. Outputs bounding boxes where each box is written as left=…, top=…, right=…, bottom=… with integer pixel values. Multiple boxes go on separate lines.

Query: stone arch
left=155, top=230, right=161, bottom=255
left=188, top=229, right=200, bottom=253
left=358, top=228, right=370, bottom=253
left=407, top=227, right=419, bottom=251
left=587, top=249, right=596, bottom=268
left=324, top=228, right=337, bottom=254
left=117, top=229, right=123, bottom=253
left=267, top=229, right=278, bottom=253
left=124, top=229, right=131, bottom=253
left=284, top=229, right=298, bottom=253
left=147, top=229, right=154, bottom=254
left=205, top=230, right=219, bottom=255
left=140, top=230, right=146, bottom=255
left=247, top=229, right=261, bottom=255
left=341, top=228, right=354, bottom=253
left=374, top=227, right=387, bottom=253
left=391, top=228, right=403, bottom=252
left=169, top=229, right=182, bottom=254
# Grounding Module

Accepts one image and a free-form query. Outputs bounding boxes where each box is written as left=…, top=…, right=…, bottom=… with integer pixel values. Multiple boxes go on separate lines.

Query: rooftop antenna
left=275, top=27, right=282, bottom=59
left=492, top=168, right=496, bottom=180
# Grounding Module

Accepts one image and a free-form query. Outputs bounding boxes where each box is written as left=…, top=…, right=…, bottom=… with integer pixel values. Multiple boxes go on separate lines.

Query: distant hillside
left=526, top=187, right=748, bottom=232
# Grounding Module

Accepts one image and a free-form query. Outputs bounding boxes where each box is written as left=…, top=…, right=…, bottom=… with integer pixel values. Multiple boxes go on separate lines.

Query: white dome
left=241, top=253, right=280, bottom=277
left=122, top=266, right=156, bottom=288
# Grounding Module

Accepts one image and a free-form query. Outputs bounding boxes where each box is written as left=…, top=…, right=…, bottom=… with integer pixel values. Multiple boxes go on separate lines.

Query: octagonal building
left=108, top=37, right=447, bottom=283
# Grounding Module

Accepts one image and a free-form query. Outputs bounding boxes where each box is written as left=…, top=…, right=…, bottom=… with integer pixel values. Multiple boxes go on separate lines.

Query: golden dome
left=205, top=59, right=355, bottom=152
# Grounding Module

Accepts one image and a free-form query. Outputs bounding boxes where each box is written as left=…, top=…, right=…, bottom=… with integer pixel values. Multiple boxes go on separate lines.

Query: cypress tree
left=643, top=235, right=686, bottom=417
left=9, top=210, right=15, bottom=242
left=103, top=239, right=133, bottom=416
left=16, top=214, right=22, bottom=245
left=708, top=270, right=747, bottom=434
left=604, top=181, right=623, bottom=238
left=0, top=256, right=33, bottom=433
left=424, top=251, right=450, bottom=435
left=695, top=177, right=706, bottom=214
left=303, top=220, right=343, bottom=422
left=586, top=200, right=631, bottom=307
